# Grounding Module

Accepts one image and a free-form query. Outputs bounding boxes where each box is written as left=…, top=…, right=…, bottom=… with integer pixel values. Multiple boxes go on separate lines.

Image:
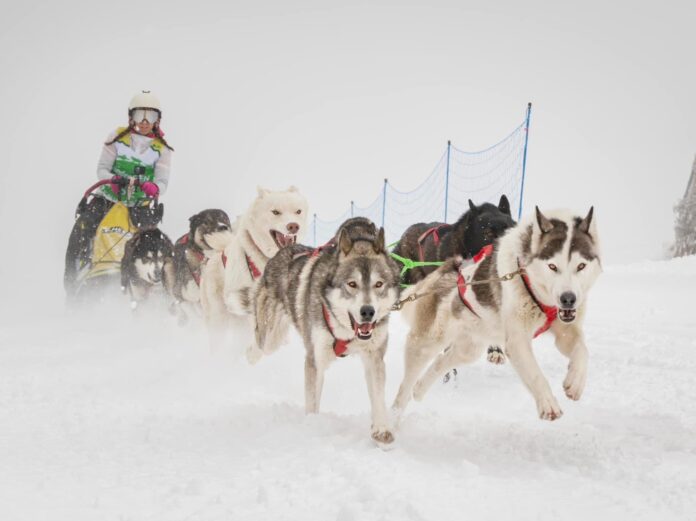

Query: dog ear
left=578, top=206, right=594, bottom=234
left=257, top=186, right=268, bottom=198
left=498, top=194, right=511, bottom=216
left=189, top=212, right=202, bottom=234
left=338, top=228, right=353, bottom=255
left=373, top=227, right=386, bottom=254
left=288, top=185, right=298, bottom=192
left=535, top=206, right=554, bottom=234
left=468, top=199, right=477, bottom=213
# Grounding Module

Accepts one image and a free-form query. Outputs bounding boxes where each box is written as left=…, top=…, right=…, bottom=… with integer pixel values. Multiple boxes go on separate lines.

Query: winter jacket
left=96, top=127, right=172, bottom=206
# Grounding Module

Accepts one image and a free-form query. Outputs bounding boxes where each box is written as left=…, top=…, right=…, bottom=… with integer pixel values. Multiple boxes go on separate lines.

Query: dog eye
left=296, top=209, right=302, bottom=215
left=272, top=210, right=281, bottom=216
left=347, top=281, right=358, bottom=289
left=577, top=263, right=586, bottom=272
left=374, top=281, right=383, bottom=288
left=548, top=264, right=558, bottom=272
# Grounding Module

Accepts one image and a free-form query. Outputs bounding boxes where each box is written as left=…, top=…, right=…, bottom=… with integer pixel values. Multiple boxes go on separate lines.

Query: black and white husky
left=392, top=207, right=602, bottom=422
left=250, top=217, right=401, bottom=446
left=121, top=229, right=175, bottom=309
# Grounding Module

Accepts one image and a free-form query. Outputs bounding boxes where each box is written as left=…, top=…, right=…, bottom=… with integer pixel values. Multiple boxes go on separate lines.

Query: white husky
left=392, top=207, right=602, bottom=421
left=200, top=186, right=309, bottom=347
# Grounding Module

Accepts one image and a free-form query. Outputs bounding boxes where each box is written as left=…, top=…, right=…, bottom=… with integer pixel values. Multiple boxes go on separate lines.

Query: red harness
left=417, top=224, right=451, bottom=262
left=518, top=264, right=558, bottom=338
left=456, top=244, right=494, bottom=317
left=245, top=254, right=261, bottom=280
left=322, top=304, right=355, bottom=357
left=177, top=234, right=228, bottom=286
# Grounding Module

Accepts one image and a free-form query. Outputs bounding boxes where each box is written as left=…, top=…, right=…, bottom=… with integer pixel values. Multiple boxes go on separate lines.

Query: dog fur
left=392, top=195, right=515, bottom=284
left=392, top=207, right=601, bottom=422
left=121, top=229, right=175, bottom=309
left=250, top=217, right=401, bottom=445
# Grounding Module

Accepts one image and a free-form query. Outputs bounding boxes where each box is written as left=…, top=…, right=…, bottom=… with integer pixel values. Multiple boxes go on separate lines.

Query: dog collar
left=517, top=259, right=558, bottom=338
left=456, top=244, right=494, bottom=317
left=321, top=303, right=354, bottom=358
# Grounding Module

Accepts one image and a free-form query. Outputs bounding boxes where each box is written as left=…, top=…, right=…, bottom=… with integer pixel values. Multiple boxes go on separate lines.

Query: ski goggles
left=130, top=108, right=160, bottom=123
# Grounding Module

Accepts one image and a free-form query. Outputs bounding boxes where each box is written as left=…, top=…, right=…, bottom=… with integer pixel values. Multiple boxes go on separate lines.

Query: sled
left=70, top=178, right=164, bottom=294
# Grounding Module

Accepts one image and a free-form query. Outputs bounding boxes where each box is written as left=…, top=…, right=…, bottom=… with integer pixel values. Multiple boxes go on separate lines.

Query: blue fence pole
left=381, top=179, right=387, bottom=228
left=350, top=201, right=354, bottom=218
left=518, top=102, right=532, bottom=220
left=313, top=213, right=317, bottom=246
left=444, top=140, right=451, bottom=222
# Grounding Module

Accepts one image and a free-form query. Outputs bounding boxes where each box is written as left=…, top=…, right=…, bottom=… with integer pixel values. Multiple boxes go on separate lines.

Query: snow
left=1, top=257, right=695, bottom=520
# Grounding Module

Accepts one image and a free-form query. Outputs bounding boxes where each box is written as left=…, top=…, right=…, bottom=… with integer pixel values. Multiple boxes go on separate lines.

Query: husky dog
left=392, top=207, right=601, bottom=422
left=200, top=186, right=308, bottom=346
left=166, top=209, right=235, bottom=324
left=251, top=217, right=401, bottom=445
left=121, top=229, right=175, bottom=309
left=393, top=195, right=515, bottom=284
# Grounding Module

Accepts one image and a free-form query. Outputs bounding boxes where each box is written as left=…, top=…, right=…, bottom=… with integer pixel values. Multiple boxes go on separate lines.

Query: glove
left=110, top=175, right=127, bottom=195
left=141, top=181, right=159, bottom=198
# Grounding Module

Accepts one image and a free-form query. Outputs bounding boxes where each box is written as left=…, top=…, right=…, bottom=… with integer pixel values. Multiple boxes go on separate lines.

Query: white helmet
left=128, top=90, right=161, bottom=111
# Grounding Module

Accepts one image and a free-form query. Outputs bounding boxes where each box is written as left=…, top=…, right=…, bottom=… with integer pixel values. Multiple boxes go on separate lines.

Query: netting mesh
left=311, top=108, right=530, bottom=246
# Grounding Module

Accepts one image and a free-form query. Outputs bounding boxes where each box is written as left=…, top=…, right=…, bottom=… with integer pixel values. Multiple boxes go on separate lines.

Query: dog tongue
left=358, top=323, right=373, bottom=334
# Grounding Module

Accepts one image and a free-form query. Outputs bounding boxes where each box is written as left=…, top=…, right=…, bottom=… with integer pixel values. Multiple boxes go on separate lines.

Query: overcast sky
left=1, top=0, right=694, bottom=314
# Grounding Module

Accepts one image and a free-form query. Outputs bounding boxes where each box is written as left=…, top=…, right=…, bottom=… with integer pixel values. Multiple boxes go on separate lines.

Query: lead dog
left=250, top=217, right=401, bottom=445
left=392, top=207, right=601, bottom=421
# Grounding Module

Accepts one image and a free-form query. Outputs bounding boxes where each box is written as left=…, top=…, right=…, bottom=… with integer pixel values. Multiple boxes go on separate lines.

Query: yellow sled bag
left=85, top=202, right=137, bottom=280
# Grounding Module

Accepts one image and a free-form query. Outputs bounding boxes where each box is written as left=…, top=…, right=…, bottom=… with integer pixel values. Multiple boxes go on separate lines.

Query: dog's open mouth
left=559, top=308, right=576, bottom=323
left=270, top=230, right=297, bottom=248
left=350, top=313, right=376, bottom=340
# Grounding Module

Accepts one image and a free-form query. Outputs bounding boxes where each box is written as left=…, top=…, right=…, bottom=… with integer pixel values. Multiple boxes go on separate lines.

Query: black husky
left=392, top=195, right=515, bottom=284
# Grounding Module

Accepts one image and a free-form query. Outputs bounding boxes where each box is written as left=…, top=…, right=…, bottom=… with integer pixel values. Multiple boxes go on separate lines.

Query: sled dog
left=200, top=186, right=308, bottom=345
left=251, top=217, right=401, bottom=445
left=392, top=207, right=601, bottom=421
left=392, top=195, right=515, bottom=285
left=121, top=229, right=175, bottom=308
left=166, top=209, right=234, bottom=324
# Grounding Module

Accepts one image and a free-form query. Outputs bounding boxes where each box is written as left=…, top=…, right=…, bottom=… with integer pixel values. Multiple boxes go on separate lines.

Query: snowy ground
left=1, top=258, right=695, bottom=521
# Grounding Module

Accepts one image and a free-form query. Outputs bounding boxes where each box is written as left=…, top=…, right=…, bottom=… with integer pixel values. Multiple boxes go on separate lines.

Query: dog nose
left=286, top=222, right=299, bottom=234
left=360, top=305, right=375, bottom=322
left=560, top=291, right=576, bottom=309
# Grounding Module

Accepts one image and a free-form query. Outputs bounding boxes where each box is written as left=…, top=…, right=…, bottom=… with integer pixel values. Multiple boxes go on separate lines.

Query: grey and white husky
left=250, top=217, right=401, bottom=445
left=392, top=207, right=602, bottom=422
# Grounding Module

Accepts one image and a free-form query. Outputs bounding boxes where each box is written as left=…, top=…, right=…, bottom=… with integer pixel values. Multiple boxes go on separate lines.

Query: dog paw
left=563, top=364, right=587, bottom=401
left=486, top=346, right=506, bottom=365
left=246, top=344, right=264, bottom=365
left=536, top=394, right=563, bottom=421
left=371, top=429, right=395, bottom=446
left=442, top=368, right=458, bottom=384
